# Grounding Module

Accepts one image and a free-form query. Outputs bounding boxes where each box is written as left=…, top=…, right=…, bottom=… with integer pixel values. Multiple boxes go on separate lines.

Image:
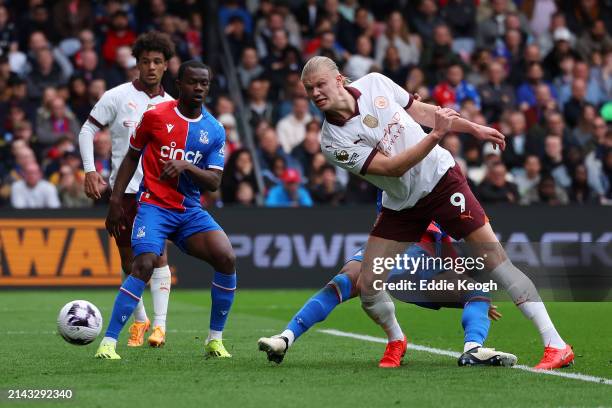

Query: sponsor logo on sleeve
left=334, top=150, right=349, bottom=162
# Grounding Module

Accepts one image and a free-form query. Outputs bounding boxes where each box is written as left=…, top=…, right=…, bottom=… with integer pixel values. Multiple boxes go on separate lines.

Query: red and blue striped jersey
left=129, top=100, right=225, bottom=211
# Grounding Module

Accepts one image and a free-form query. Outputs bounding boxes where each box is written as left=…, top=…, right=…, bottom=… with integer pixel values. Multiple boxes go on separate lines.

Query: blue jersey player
left=96, top=61, right=236, bottom=360
left=258, top=192, right=517, bottom=367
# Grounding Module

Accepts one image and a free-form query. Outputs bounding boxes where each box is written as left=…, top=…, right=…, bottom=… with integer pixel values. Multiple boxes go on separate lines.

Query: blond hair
left=301, top=56, right=351, bottom=85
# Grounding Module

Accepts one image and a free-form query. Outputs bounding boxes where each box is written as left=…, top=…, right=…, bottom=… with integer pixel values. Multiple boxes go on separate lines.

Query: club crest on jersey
left=136, top=226, right=145, bottom=239
left=363, top=114, right=378, bottom=128
left=374, top=96, right=388, bottom=109
left=199, top=130, right=209, bottom=144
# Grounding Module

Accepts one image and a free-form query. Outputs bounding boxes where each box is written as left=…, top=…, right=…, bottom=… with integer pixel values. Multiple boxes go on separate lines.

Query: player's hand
left=84, top=171, right=108, bottom=200
left=159, top=159, right=192, bottom=180
left=488, top=304, right=502, bottom=321
left=433, top=107, right=460, bottom=134
left=105, top=200, right=127, bottom=238
left=473, top=124, right=506, bottom=151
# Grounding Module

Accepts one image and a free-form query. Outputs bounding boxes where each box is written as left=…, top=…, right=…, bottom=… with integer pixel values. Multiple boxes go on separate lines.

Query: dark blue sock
left=105, top=276, right=146, bottom=340
left=286, top=274, right=353, bottom=340
left=462, top=300, right=490, bottom=347
left=210, top=271, right=236, bottom=331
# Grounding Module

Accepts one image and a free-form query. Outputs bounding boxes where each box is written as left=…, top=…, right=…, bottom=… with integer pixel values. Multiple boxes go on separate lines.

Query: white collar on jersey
left=174, top=106, right=203, bottom=122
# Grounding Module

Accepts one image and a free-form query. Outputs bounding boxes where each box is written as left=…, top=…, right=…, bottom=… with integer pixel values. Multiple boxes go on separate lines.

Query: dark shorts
left=114, top=193, right=138, bottom=248
left=371, top=165, right=487, bottom=242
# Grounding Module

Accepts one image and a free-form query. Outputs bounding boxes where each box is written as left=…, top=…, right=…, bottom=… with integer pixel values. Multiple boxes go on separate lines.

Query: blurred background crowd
left=0, top=0, right=611, bottom=209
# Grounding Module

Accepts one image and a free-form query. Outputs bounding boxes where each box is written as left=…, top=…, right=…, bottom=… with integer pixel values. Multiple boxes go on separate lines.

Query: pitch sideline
left=318, top=329, right=612, bottom=386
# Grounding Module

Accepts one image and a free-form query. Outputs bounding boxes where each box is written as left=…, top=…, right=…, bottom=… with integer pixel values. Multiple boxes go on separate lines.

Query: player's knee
left=132, top=255, right=155, bottom=282
left=214, top=251, right=236, bottom=274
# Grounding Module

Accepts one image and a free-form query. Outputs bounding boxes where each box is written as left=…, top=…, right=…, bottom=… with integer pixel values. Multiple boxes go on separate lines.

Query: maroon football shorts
left=371, top=165, right=488, bottom=242
left=114, top=193, right=138, bottom=248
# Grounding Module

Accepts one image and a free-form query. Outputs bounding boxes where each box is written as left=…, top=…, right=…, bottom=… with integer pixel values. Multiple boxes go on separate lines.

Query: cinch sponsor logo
left=0, top=219, right=177, bottom=287
left=160, top=141, right=203, bottom=164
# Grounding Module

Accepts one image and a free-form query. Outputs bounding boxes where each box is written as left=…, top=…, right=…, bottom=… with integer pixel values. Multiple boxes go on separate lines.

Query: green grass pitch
left=1, top=290, right=611, bottom=407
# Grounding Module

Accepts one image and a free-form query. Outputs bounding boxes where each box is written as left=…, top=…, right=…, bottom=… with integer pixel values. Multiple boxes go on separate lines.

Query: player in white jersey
left=301, top=56, right=574, bottom=370
left=78, top=32, right=176, bottom=348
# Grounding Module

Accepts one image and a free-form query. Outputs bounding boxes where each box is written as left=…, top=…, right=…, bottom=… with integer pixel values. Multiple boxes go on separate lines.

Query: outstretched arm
left=407, top=100, right=505, bottom=150
left=365, top=108, right=458, bottom=177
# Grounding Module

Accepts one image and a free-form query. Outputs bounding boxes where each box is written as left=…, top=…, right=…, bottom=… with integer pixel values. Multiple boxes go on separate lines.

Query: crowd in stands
left=0, top=0, right=610, bottom=209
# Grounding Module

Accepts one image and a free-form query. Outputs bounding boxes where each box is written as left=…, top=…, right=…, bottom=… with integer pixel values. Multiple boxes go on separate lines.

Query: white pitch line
left=318, top=329, right=612, bottom=386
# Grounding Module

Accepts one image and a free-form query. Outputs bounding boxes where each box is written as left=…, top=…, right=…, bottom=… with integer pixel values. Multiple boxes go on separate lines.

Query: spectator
left=568, top=163, right=598, bottom=204
left=101, top=11, right=136, bottom=65
left=432, top=63, right=480, bottom=110
left=276, top=96, right=312, bottom=154
left=26, top=48, right=70, bottom=101
left=522, top=174, right=569, bottom=205
left=516, top=62, right=557, bottom=109
left=237, top=47, right=264, bottom=91
left=420, top=24, right=464, bottom=85
left=537, top=11, right=572, bottom=56
left=225, top=15, right=255, bottom=64
left=572, top=104, right=598, bottom=149
left=256, top=127, right=296, bottom=173
left=292, top=125, right=322, bottom=179
left=218, top=113, right=241, bottom=159
left=501, top=111, right=536, bottom=171
left=74, top=49, right=104, bottom=84
left=56, top=164, right=92, bottom=208
left=346, top=7, right=375, bottom=41
left=0, top=5, right=17, bottom=57
left=309, top=164, right=344, bottom=205
left=542, top=135, right=572, bottom=188
left=52, top=0, right=93, bottom=42
left=478, top=161, right=519, bottom=204
left=344, top=35, right=376, bottom=81
left=265, top=168, right=313, bottom=207
left=375, top=11, right=420, bottom=68
left=515, top=154, right=542, bottom=200
left=295, top=0, right=323, bottom=39
left=576, top=20, right=612, bottom=62
left=410, top=0, right=443, bottom=41
left=221, top=148, right=259, bottom=205
left=246, top=78, right=274, bottom=129
left=10, top=161, right=60, bottom=208
left=382, top=45, right=410, bottom=86
left=542, top=27, right=580, bottom=79
left=235, top=181, right=256, bottom=206
left=321, top=0, right=353, bottom=53
left=558, top=60, right=606, bottom=108
left=478, top=61, right=515, bottom=123
left=67, top=76, right=91, bottom=123
left=36, top=97, right=80, bottom=148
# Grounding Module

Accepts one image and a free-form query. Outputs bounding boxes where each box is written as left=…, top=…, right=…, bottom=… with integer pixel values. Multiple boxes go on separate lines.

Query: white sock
left=121, top=269, right=148, bottom=323
left=150, top=265, right=171, bottom=330
left=360, top=291, right=404, bottom=342
left=102, top=336, right=117, bottom=345
left=464, top=341, right=482, bottom=352
left=280, top=329, right=295, bottom=347
left=518, top=302, right=566, bottom=349
left=491, top=260, right=565, bottom=349
left=207, top=330, right=222, bottom=343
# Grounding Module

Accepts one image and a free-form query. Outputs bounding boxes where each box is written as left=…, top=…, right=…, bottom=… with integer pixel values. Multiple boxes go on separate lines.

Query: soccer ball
left=57, top=300, right=103, bottom=345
